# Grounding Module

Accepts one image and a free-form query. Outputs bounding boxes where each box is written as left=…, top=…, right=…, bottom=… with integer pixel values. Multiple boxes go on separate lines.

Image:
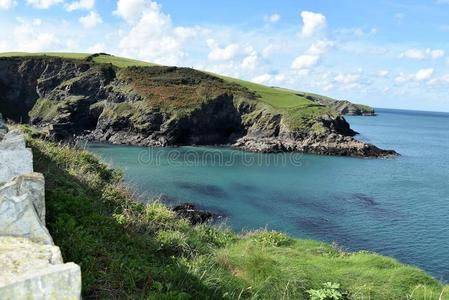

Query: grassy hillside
left=22, top=126, right=448, bottom=299
left=0, top=52, right=341, bottom=132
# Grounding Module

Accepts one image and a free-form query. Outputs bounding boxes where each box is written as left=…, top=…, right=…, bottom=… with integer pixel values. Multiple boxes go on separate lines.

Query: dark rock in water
left=176, top=182, right=226, bottom=198
left=172, top=203, right=214, bottom=225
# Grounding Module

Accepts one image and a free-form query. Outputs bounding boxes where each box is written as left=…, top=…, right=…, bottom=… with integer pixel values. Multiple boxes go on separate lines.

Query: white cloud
left=395, top=68, right=434, bottom=83
left=274, top=73, right=286, bottom=83
left=114, top=0, right=148, bottom=24
left=79, top=11, right=102, bottom=29
left=322, top=83, right=334, bottom=91
left=399, top=48, right=445, bottom=60
left=66, top=0, right=94, bottom=11
left=0, top=0, right=17, bottom=10
left=415, top=68, right=434, bottom=81
left=307, top=39, right=334, bottom=55
left=291, top=39, right=333, bottom=70
left=241, top=51, right=259, bottom=70
left=300, top=11, right=326, bottom=37
left=117, top=0, right=203, bottom=65
left=427, top=74, right=449, bottom=86
left=334, top=73, right=360, bottom=84
left=26, top=0, right=63, bottom=9
left=13, top=19, right=59, bottom=51
left=395, top=72, right=409, bottom=83
left=377, top=70, right=389, bottom=77
left=207, top=40, right=241, bottom=61
left=261, top=44, right=278, bottom=59
left=264, top=13, right=280, bottom=24
left=291, top=54, right=319, bottom=70
left=252, top=73, right=271, bottom=84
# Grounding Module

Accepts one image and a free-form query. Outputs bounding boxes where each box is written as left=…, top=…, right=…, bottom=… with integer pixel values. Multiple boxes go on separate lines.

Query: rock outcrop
left=0, top=56, right=396, bottom=157
left=172, top=203, right=215, bottom=225
left=0, top=123, right=81, bottom=299
left=300, top=93, right=376, bottom=116
left=0, top=130, right=33, bottom=183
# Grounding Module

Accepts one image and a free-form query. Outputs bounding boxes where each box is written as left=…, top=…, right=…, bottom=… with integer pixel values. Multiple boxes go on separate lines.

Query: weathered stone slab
left=0, top=128, right=82, bottom=298
left=0, top=172, right=46, bottom=223
left=0, top=236, right=63, bottom=280
left=0, top=130, right=27, bottom=150
left=0, top=236, right=81, bottom=300
left=0, top=174, right=53, bottom=245
left=0, top=149, right=33, bottom=183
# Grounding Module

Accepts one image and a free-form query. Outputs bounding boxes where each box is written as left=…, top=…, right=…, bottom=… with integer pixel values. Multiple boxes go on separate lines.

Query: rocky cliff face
left=0, top=56, right=396, bottom=157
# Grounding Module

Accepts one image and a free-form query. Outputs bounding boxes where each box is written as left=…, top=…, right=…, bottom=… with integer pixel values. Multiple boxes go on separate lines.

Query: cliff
left=0, top=54, right=395, bottom=157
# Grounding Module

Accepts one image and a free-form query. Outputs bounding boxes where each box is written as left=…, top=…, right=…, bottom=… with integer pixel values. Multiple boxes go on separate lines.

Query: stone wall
left=0, top=121, right=81, bottom=299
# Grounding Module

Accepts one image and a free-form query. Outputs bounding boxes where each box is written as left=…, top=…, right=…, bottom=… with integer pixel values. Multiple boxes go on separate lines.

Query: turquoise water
left=87, top=108, right=449, bottom=282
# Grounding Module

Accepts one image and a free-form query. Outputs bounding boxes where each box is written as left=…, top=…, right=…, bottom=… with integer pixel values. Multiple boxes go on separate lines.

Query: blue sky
left=1, top=0, right=449, bottom=112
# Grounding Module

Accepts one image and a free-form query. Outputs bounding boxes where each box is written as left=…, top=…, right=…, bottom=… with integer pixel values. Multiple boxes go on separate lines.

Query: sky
left=1, top=1, right=449, bottom=112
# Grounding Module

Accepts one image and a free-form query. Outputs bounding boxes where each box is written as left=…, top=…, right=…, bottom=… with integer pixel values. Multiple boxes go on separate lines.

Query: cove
left=87, top=108, right=449, bottom=282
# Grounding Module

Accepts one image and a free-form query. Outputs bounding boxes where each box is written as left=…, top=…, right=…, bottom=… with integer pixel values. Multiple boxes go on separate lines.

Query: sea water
left=87, top=108, right=449, bottom=282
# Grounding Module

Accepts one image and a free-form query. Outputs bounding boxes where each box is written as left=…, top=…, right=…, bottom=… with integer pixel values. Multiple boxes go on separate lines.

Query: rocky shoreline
left=172, top=203, right=219, bottom=225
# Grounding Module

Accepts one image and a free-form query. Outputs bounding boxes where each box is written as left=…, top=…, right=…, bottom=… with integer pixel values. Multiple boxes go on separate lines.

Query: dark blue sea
left=88, top=108, right=449, bottom=282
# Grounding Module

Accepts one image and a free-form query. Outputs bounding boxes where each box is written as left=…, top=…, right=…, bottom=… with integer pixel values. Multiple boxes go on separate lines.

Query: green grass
left=20, top=127, right=449, bottom=299
left=217, top=76, right=312, bottom=109
left=0, top=52, right=155, bottom=68
left=0, top=52, right=90, bottom=59
left=91, top=54, right=156, bottom=68
left=214, top=75, right=338, bottom=131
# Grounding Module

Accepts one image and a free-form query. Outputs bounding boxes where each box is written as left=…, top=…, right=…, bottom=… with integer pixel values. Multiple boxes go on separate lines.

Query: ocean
left=87, top=108, right=449, bottom=282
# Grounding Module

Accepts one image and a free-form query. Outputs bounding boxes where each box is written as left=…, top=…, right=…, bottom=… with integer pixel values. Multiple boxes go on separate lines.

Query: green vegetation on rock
left=0, top=52, right=342, bottom=130
left=22, top=127, right=448, bottom=299
left=215, top=75, right=338, bottom=131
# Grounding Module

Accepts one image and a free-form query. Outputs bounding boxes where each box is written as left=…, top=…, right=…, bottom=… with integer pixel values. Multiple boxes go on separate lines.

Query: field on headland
left=23, top=126, right=449, bottom=299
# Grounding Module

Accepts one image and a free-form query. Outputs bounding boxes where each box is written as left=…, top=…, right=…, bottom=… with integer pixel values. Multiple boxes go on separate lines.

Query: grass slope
left=22, top=126, right=449, bottom=300
left=0, top=52, right=155, bottom=68
left=216, top=75, right=336, bottom=131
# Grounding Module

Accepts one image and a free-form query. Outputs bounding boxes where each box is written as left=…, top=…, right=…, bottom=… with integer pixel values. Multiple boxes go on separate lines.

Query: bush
left=307, top=282, right=349, bottom=300
left=251, top=230, right=293, bottom=247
